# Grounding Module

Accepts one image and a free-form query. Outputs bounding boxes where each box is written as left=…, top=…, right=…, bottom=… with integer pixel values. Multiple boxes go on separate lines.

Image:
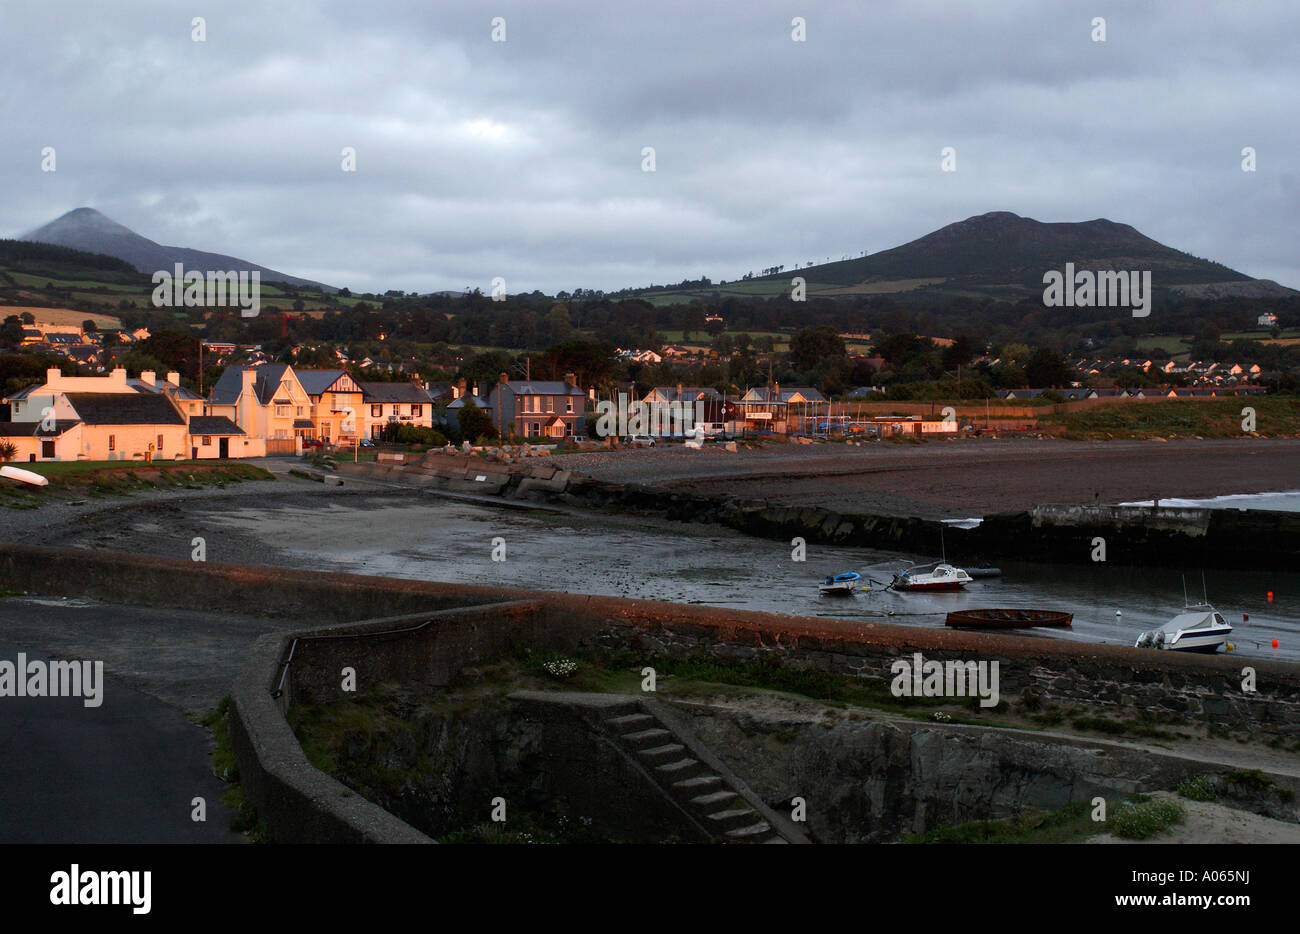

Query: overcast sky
left=3, top=0, right=1296, bottom=294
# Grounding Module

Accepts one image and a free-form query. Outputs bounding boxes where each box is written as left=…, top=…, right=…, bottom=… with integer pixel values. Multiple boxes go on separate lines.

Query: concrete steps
left=602, top=704, right=790, bottom=844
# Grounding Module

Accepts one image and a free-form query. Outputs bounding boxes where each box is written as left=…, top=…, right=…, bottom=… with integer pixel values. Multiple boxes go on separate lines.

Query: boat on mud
left=818, top=572, right=861, bottom=595
left=1134, top=605, right=1233, bottom=653
left=945, top=608, right=1073, bottom=629
left=892, top=563, right=972, bottom=591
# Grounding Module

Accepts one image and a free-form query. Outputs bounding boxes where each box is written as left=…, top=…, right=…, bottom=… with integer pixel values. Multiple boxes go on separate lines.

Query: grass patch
left=1110, top=797, right=1185, bottom=839
left=903, top=801, right=1093, bottom=844
left=1043, top=396, right=1300, bottom=440
left=197, top=697, right=265, bottom=841
left=1071, top=715, right=1176, bottom=739
left=1224, top=768, right=1273, bottom=790
left=1177, top=775, right=1219, bottom=801
left=11, top=462, right=274, bottom=504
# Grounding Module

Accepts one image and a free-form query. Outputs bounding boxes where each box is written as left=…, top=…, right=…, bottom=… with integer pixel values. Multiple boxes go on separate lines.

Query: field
left=1043, top=396, right=1300, bottom=439
left=0, top=305, right=122, bottom=329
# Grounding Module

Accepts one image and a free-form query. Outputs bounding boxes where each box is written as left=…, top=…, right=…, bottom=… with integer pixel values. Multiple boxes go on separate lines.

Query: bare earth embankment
left=560, top=438, right=1300, bottom=519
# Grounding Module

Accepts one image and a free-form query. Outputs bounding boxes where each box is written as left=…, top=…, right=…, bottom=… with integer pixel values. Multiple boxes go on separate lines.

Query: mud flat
left=561, top=437, right=1300, bottom=520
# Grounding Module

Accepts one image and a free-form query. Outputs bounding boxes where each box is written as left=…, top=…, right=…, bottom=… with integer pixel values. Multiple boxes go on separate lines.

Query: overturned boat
left=946, top=608, right=1072, bottom=629
left=1135, top=606, right=1232, bottom=654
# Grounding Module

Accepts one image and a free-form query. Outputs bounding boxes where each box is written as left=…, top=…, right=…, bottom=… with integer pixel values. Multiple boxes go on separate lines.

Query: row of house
left=0, top=363, right=441, bottom=463
left=1000, top=386, right=1268, bottom=401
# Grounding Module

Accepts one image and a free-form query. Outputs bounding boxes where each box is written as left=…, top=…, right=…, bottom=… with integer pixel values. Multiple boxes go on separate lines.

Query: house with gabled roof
left=736, top=385, right=827, bottom=434
left=486, top=373, right=586, bottom=439
left=293, top=369, right=365, bottom=444
left=360, top=381, right=435, bottom=439
left=208, top=364, right=313, bottom=454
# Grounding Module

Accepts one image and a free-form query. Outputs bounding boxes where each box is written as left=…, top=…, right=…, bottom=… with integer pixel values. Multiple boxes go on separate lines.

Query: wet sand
left=563, top=437, right=1300, bottom=518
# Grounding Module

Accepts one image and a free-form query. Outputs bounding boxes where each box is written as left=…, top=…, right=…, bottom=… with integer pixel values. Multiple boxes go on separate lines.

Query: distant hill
left=635, top=212, right=1296, bottom=304
left=21, top=208, right=335, bottom=292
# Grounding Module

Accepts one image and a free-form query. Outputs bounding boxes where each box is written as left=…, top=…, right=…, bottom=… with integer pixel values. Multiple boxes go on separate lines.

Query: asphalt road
left=0, top=598, right=283, bottom=843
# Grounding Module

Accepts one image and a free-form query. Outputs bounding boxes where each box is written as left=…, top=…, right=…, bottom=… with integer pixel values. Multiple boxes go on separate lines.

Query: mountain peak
left=20, top=207, right=334, bottom=291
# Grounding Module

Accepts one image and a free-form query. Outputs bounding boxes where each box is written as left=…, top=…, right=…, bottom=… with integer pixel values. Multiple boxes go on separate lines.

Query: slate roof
left=0, top=420, right=80, bottom=437
left=360, top=382, right=433, bottom=404
left=648, top=386, right=722, bottom=402
left=295, top=369, right=355, bottom=396
left=62, top=392, right=186, bottom=426
left=3, top=384, right=40, bottom=401
left=188, top=416, right=244, bottom=436
left=209, top=364, right=293, bottom=406
left=498, top=381, right=584, bottom=396
left=446, top=396, right=489, bottom=409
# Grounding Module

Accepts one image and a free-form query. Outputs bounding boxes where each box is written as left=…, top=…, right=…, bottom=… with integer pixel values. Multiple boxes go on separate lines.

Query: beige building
left=360, top=381, right=435, bottom=439
left=208, top=364, right=313, bottom=455
left=1, top=366, right=259, bottom=462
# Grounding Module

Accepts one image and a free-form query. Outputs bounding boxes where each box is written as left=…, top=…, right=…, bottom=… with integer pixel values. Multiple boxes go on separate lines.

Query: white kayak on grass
left=0, top=465, right=49, bottom=487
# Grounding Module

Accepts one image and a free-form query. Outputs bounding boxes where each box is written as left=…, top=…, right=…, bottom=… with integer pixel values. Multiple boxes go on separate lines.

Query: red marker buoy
left=1268, top=591, right=1274, bottom=603
left=1272, top=639, right=1279, bottom=650
left=1243, top=613, right=1249, bottom=622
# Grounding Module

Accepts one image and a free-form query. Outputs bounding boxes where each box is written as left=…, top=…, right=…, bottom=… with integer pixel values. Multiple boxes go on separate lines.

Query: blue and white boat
left=1135, top=605, right=1233, bottom=653
left=818, top=572, right=861, bottom=595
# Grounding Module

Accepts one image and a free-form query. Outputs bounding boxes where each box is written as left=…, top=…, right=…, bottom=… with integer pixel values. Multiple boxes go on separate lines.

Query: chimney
left=46, top=367, right=62, bottom=390
left=241, top=367, right=257, bottom=398
left=564, top=372, right=576, bottom=386
left=456, top=377, right=466, bottom=400
left=140, top=370, right=156, bottom=387
left=110, top=367, right=127, bottom=386
left=472, top=382, right=479, bottom=399
left=166, top=371, right=180, bottom=387
left=499, top=372, right=508, bottom=385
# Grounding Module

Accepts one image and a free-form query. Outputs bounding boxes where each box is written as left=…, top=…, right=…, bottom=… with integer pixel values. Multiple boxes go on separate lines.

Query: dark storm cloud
left=2, top=0, right=1296, bottom=293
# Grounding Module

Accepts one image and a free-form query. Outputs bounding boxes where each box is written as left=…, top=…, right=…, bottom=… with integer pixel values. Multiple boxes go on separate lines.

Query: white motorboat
left=892, top=563, right=972, bottom=592
left=1135, top=605, right=1232, bottom=653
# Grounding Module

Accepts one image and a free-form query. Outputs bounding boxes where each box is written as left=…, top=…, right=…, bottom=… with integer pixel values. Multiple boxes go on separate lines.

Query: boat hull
left=0, top=465, right=48, bottom=487
left=945, top=609, right=1073, bottom=629
left=899, top=581, right=968, bottom=591
left=1163, top=628, right=1232, bottom=652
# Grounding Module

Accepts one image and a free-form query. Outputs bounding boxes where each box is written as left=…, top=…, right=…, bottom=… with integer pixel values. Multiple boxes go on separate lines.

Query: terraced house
left=294, top=369, right=365, bottom=445
left=360, top=381, right=435, bottom=439
left=208, top=364, right=313, bottom=455
left=486, top=373, right=586, bottom=439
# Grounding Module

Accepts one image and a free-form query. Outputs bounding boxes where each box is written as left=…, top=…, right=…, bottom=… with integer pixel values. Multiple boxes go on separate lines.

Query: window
left=411, top=404, right=422, bottom=417
left=371, top=405, right=382, bottom=418
left=157, top=435, right=164, bottom=450
left=544, top=396, right=554, bottom=413
left=296, top=406, right=304, bottom=416
left=108, top=434, right=115, bottom=451
left=566, top=398, right=573, bottom=414
left=528, top=423, right=540, bottom=437
left=276, top=405, right=291, bottom=417
left=202, top=436, right=212, bottom=446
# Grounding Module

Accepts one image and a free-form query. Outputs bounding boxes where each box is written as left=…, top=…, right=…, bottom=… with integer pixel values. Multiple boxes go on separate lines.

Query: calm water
left=199, top=495, right=1300, bottom=663
left=1120, top=490, right=1300, bottom=512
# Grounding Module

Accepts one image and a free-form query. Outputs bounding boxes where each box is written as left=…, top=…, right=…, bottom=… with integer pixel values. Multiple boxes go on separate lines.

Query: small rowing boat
left=0, top=465, right=49, bottom=488
left=945, top=608, right=1073, bottom=629
left=818, top=572, right=861, bottom=595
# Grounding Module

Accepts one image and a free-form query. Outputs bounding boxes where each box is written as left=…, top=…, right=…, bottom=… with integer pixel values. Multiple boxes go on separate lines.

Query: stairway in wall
left=602, top=702, right=799, bottom=844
